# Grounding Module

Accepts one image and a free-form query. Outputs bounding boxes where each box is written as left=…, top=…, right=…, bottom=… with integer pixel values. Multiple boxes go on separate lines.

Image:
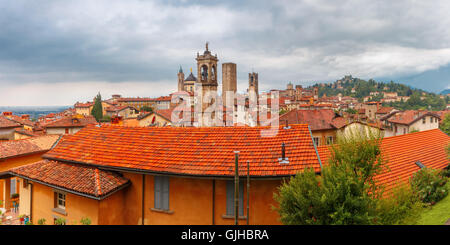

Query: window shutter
left=239, top=181, right=244, bottom=216
left=226, top=180, right=234, bottom=215
left=162, top=177, right=169, bottom=210
left=54, top=192, right=57, bottom=208
left=154, top=176, right=161, bottom=209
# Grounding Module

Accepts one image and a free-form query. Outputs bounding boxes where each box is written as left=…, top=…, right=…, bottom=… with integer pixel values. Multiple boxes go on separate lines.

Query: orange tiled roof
left=14, top=128, right=41, bottom=137
left=387, top=110, right=440, bottom=125
left=105, top=105, right=135, bottom=112
left=44, top=115, right=97, bottom=128
left=0, top=135, right=60, bottom=160
left=376, top=107, right=394, bottom=114
left=317, top=129, right=450, bottom=194
left=43, top=124, right=321, bottom=177
left=0, top=116, right=21, bottom=129
left=74, top=102, right=94, bottom=108
left=8, top=115, right=35, bottom=127
left=9, top=160, right=130, bottom=199
left=279, top=109, right=345, bottom=131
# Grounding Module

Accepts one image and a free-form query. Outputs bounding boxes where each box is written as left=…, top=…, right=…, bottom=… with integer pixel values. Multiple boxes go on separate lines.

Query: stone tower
left=177, top=66, right=185, bottom=92
left=248, top=72, right=259, bottom=96
left=313, top=86, right=319, bottom=100
left=222, top=63, right=237, bottom=107
left=196, top=42, right=219, bottom=111
left=287, top=82, right=294, bottom=97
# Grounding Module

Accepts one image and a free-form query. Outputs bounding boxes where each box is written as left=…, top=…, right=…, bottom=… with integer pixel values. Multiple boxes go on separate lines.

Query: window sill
left=222, top=214, right=247, bottom=220
left=52, top=207, right=67, bottom=216
left=150, top=208, right=174, bottom=214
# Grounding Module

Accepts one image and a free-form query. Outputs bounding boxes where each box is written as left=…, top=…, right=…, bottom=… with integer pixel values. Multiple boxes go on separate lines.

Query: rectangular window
left=154, top=176, right=169, bottom=211
left=313, top=137, right=320, bottom=146
left=430, top=117, right=433, bottom=123
left=226, top=180, right=244, bottom=216
left=10, top=178, right=16, bottom=196
left=56, top=192, right=66, bottom=210
left=326, top=136, right=333, bottom=145
left=422, top=118, right=426, bottom=124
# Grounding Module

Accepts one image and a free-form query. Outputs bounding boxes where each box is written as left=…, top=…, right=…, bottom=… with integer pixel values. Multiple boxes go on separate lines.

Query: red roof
left=279, top=109, right=346, bottom=131
left=43, top=124, right=321, bottom=177
left=387, top=110, right=440, bottom=125
left=0, top=116, right=21, bottom=129
left=8, top=115, right=35, bottom=127
left=105, top=105, right=135, bottom=112
left=44, top=116, right=97, bottom=128
left=0, top=135, right=60, bottom=160
left=317, top=129, right=450, bottom=194
left=376, top=107, right=394, bottom=114
left=74, top=102, right=93, bottom=108
left=10, top=160, right=129, bottom=199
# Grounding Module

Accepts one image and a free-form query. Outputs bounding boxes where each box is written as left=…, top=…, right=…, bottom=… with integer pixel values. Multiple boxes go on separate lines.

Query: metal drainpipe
left=212, top=179, right=215, bottom=225
left=246, top=160, right=250, bottom=225
left=30, top=183, right=33, bottom=223
left=234, top=151, right=240, bottom=225
left=142, top=174, right=145, bottom=225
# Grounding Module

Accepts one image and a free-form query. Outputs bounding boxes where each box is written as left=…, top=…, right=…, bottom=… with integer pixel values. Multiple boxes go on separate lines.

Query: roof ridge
left=95, top=168, right=102, bottom=196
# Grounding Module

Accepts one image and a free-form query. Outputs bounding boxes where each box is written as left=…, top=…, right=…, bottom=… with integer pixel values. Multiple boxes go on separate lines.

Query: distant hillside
left=315, top=76, right=448, bottom=111
left=315, top=76, right=428, bottom=99
left=440, top=89, right=450, bottom=95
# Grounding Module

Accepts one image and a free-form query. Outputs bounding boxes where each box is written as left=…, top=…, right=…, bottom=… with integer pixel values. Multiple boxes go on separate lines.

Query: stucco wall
left=30, top=182, right=99, bottom=225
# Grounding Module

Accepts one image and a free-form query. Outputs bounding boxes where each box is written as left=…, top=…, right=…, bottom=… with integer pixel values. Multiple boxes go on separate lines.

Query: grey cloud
left=0, top=0, right=449, bottom=106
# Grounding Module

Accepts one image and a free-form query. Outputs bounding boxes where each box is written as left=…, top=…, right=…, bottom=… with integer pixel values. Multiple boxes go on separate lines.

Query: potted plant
left=19, top=214, right=25, bottom=224
left=11, top=193, right=19, bottom=202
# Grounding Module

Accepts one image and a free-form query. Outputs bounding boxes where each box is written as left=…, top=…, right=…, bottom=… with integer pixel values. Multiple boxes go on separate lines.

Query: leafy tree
left=141, top=106, right=153, bottom=113
left=91, top=92, right=103, bottom=122
left=275, top=129, right=387, bottom=225
left=440, top=114, right=450, bottom=135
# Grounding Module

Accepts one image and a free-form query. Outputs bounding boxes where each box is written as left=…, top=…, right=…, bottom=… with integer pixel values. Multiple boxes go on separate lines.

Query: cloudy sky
left=0, top=0, right=449, bottom=106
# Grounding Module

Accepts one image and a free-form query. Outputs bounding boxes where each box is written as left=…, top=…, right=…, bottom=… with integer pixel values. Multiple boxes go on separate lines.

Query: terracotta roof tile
left=44, top=124, right=320, bottom=177
left=0, top=135, right=60, bottom=160
left=279, top=109, right=343, bottom=131
left=317, top=129, right=450, bottom=194
left=387, top=110, right=440, bottom=125
left=10, top=160, right=129, bottom=199
left=0, top=116, right=21, bottom=129
left=44, top=115, right=97, bottom=128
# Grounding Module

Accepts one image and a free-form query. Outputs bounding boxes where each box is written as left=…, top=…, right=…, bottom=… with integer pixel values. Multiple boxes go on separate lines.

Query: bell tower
left=248, top=72, right=259, bottom=96
left=196, top=42, right=219, bottom=113
left=196, top=42, right=218, bottom=87
left=177, top=65, right=185, bottom=92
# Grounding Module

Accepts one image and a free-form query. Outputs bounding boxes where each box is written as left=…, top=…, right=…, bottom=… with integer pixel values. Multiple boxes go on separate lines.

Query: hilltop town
left=0, top=43, right=449, bottom=226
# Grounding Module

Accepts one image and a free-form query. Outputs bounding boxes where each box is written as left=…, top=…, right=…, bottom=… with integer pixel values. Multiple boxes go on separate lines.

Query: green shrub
left=11, top=193, right=19, bottom=199
left=410, top=168, right=448, bottom=205
left=37, top=218, right=46, bottom=225
left=54, top=217, right=66, bottom=225
left=376, top=184, right=422, bottom=225
left=80, top=217, right=91, bottom=225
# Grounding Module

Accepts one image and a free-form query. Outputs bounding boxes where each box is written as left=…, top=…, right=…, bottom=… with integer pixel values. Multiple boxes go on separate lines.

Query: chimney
left=278, top=142, right=289, bottom=164
left=3, top=111, right=12, bottom=118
